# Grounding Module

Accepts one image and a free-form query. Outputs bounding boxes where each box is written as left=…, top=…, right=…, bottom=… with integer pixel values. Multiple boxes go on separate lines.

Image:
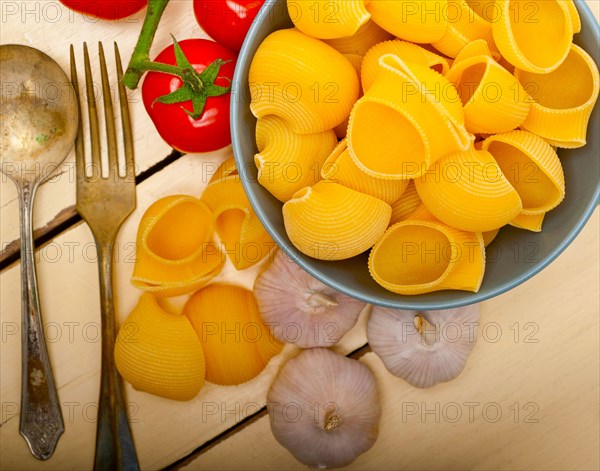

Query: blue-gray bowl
left=231, top=0, right=600, bottom=309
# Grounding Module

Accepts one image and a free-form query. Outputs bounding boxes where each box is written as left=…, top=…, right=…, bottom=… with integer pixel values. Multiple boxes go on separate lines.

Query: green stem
left=139, top=60, right=184, bottom=76
left=122, top=0, right=171, bottom=89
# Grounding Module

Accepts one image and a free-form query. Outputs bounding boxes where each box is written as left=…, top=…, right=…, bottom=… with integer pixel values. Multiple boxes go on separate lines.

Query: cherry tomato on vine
left=59, top=0, right=147, bottom=19
left=193, top=0, right=265, bottom=52
left=142, top=39, right=237, bottom=153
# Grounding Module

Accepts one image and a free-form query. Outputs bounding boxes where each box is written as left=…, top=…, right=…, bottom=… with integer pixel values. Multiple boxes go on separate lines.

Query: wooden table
left=1, top=1, right=599, bottom=470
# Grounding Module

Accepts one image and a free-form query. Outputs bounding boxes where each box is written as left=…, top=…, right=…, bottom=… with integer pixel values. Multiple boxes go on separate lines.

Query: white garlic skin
left=367, top=305, right=480, bottom=388
left=267, top=348, right=380, bottom=468
left=255, top=251, right=366, bottom=348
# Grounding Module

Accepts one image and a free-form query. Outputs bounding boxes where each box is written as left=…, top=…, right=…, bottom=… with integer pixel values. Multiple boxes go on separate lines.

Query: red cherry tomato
left=142, top=39, right=237, bottom=153
left=193, top=0, right=265, bottom=52
left=59, top=0, right=147, bottom=19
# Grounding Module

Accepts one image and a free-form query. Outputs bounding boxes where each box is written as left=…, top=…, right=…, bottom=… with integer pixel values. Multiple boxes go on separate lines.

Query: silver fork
left=70, top=42, right=139, bottom=471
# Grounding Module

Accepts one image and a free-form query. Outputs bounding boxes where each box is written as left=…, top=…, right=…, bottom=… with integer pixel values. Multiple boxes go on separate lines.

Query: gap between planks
left=0, top=149, right=184, bottom=270
left=164, top=344, right=373, bottom=471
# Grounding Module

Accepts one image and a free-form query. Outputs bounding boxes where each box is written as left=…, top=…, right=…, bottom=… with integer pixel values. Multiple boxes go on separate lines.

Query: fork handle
left=94, top=242, right=139, bottom=471
left=18, top=180, right=65, bottom=460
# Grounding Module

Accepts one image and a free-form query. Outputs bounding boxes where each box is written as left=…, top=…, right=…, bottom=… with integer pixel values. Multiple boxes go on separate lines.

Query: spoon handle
left=17, top=180, right=64, bottom=460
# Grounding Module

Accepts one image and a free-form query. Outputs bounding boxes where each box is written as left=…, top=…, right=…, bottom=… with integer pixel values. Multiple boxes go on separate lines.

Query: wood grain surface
left=1, top=1, right=599, bottom=470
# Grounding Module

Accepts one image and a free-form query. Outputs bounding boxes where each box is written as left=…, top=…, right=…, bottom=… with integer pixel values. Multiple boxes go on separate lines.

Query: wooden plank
left=0, top=0, right=217, bottom=263
left=0, top=153, right=371, bottom=471
left=179, top=208, right=600, bottom=471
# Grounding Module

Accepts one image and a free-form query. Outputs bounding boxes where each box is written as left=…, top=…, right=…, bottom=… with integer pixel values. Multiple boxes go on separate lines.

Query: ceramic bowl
left=231, top=0, right=600, bottom=309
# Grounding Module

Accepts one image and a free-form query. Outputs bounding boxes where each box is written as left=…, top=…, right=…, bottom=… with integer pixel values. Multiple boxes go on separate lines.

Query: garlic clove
left=254, top=250, right=366, bottom=348
left=367, top=304, right=480, bottom=388
left=268, top=348, right=380, bottom=468
left=114, top=294, right=206, bottom=401
left=184, top=284, right=283, bottom=386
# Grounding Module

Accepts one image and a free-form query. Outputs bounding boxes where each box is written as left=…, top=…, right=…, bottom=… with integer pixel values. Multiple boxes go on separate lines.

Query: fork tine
left=70, top=45, right=85, bottom=185
left=83, top=43, right=101, bottom=179
left=114, top=42, right=135, bottom=182
left=98, top=42, right=118, bottom=179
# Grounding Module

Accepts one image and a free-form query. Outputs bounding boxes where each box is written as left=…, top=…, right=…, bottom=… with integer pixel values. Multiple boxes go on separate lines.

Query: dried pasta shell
left=565, top=0, right=581, bottom=34
left=482, top=228, right=500, bottom=246
left=323, top=20, right=393, bottom=56
left=283, top=181, right=391, bottom=260
left=482, top=130, right=565, bottom=215
left=184, top=284, right=283, bottom=386
left=255, top=115, right=337, bottom=202
left=431, top=0, right=495, bottom=58
left=322, top=140, right=409, bottom=204
left=366, top=0, right=448, bottom=43
left=115, top=294, right=205, bottom=401
left=209, top=156, right=239, bottom=185
left=202, top=175, right=275, bottom=270
left=510, top=212, right=545, bottom=232
left=405, top=203, right=440, bottom=223
left=288, top=0, right=370, bottom=39
left=249, top=28, right=360, bottom=133
left=454, top=39, right=499, bottom=64
left=446, top=53, right=530, bottom=133
left=369, top=220, right=485, bottom=295
left=415, top=147, right=522, bottom=232
left=348, top=54, right=471, bottom=179
left=131, top=195, right=224, bottom=297
left=515, top=44, right=600, bottom=148
left=361, top=39, right=450, bottom=92
left=492, top=0, right=572, bottom=73
left=389, top=181, right=422, bottom=226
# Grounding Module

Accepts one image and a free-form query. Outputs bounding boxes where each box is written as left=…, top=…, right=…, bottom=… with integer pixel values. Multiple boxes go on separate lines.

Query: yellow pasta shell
left=389, top=181, right=422, bottom=226
left=348, top=53, right=472, bottom=179
left=510, top=212, right=545, bottom=232
left=492, top=0, right=572, bottom=73
left=184, top=284, right=283, bottom=386
left=255, top=115, right=337, bottom=202
left=431, top=0, right=495, bottom=58
left=565, top=0, right=581, bottom=34
left=209, top=157, right=239, bottom=185
left=323, top=20, right=393, bottom=56
left=454, top=38, right=499, bottom=64
left=415, top=147, right=523, bottom=232
left=361, top=39, right=450, bottom=92
left=482, top=130, right=565, bottom=215
left=287, top=0, right=370, bottom=39
left=202, top=175, right=274, bottom=270
left=366, top=0, right=448, bottom=43
left=249, top=28, right=360, bottom=134
left=131, top=195, right=224, bottom=297
left=369, top=220, right=485, bottom=295
left=405, top=203, right=440, bottom=223
left=115, top=294, right=205, bottom=401
left=482, top=228, right=500, bottom=246
left=446, top=54, right=530, bottom=133
left=515, top=44, right=600, bottom=148
left=322, top=139, right=409, bottom=204
left=283, top=181, right=391, bottom=260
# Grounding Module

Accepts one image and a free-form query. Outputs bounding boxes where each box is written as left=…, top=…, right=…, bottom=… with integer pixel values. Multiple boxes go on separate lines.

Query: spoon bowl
left=0, top=44, right=78, bottom=460
left=1, top=44, right=78, bottom=183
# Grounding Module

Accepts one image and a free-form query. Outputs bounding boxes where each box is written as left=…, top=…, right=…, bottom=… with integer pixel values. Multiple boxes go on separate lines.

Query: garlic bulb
left=184, top=284, right=283, bottom=386
left=268, top=348, right=380, bottom=468
left=114, top=294, right=206, bottom=401
left=254, top=250, right=366, bottom=348
left=367, top=305, right=480, bottom=388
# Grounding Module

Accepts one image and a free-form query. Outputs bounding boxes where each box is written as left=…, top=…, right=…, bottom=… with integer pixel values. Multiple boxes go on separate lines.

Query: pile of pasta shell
left=115, top=159, right=282, bottom=400
left=249, top=0, right=599, bottom=295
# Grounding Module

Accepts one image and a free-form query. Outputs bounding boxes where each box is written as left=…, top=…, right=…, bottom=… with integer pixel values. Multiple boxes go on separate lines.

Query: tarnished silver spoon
left=0, top=44, right=78, bottom=460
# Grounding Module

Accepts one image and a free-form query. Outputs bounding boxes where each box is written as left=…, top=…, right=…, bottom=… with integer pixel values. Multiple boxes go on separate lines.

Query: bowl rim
left=231, top=0, right=600, bottom=310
